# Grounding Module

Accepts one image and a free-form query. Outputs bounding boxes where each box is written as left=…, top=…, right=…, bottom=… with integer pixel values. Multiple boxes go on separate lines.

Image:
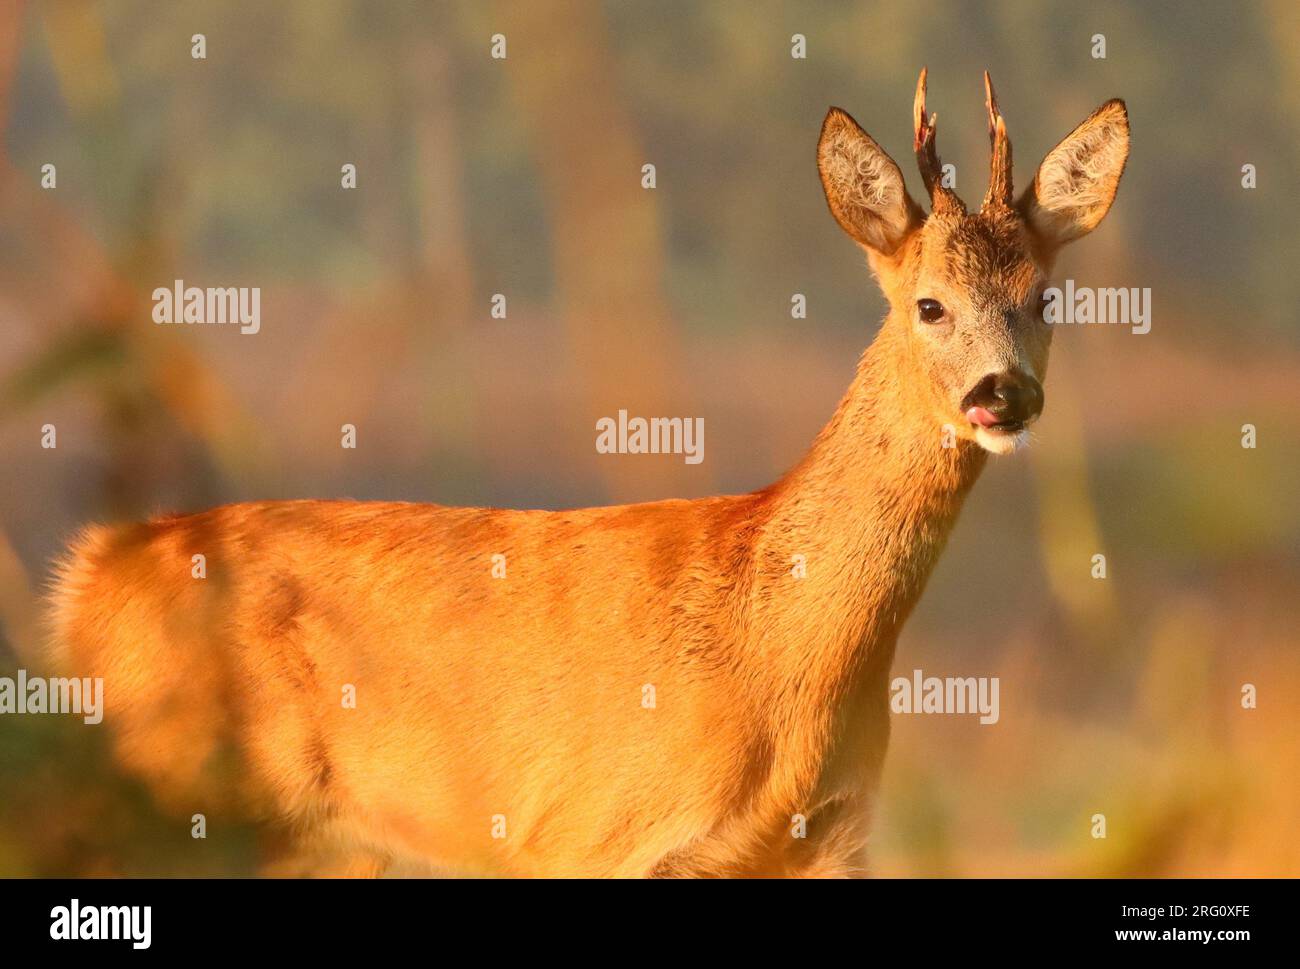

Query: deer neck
left=754, top=316, right=987, bottom=694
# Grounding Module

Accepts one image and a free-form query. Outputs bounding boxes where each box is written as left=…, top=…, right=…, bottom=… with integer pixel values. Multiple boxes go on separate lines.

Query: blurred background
left=0, top=0, right=1297, bottom=876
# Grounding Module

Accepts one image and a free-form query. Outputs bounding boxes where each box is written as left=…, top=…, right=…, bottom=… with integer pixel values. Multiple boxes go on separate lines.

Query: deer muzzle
left=962, top=371, right=1044, bottom=431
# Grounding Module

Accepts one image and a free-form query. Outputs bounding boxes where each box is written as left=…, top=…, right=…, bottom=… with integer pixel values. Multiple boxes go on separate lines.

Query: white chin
left=973, top=426, right=1028, bottom=455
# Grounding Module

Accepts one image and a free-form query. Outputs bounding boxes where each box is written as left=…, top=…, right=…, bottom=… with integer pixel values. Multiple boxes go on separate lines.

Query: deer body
left=48, top=72, right=1128, bottom=877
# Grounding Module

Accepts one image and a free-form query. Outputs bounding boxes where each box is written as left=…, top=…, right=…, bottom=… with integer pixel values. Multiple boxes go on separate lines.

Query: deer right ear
left=1018, top=99, right=1129, bottom=249
left=817, top=107, right=923, bottom=256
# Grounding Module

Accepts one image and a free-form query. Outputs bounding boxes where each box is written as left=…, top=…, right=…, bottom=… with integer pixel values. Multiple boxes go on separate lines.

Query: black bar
left=0, top=877, right=1280, bottom=956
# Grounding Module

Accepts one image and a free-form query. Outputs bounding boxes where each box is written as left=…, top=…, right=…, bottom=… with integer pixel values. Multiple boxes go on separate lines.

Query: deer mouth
left=964, top=406, right=1024, bottom=434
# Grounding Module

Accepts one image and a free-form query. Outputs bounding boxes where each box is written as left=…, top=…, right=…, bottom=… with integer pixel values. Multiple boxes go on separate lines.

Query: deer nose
left=963, top=371, right=1044, bottom=428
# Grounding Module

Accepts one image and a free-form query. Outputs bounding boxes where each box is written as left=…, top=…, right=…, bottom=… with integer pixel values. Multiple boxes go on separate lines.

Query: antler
left=913, top=67, right=964, bottom=216
left=981, top=70, right=1013, bottom=211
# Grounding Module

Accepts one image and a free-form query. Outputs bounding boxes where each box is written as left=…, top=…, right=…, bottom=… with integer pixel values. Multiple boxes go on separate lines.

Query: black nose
left=964, top=371, right=1044, bottom=426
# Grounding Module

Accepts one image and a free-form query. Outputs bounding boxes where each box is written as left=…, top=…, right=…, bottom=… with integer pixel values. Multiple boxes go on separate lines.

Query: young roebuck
left=49, top=71, right=1128, bottom=877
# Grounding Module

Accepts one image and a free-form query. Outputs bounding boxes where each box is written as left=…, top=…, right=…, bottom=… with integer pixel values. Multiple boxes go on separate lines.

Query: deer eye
left=917, top=298, right=946, bottom=323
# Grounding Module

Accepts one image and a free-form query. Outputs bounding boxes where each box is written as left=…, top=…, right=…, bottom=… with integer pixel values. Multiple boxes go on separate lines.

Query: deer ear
left=817, top=107, right=922, bottom=256
left=1018, top=99, right=1129, bottom=249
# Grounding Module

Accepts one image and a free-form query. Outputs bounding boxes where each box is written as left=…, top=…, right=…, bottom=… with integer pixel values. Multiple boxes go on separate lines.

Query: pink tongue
left=965, top=406, right=1000, bottom=428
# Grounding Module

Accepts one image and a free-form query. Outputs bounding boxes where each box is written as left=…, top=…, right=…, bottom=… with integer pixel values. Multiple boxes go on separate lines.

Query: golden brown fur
left=46, top=72, right=1129, bottom=877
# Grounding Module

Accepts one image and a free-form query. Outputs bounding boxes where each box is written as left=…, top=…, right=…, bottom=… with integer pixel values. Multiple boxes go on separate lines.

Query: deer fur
left=46, top=71, right=1129, bottom=877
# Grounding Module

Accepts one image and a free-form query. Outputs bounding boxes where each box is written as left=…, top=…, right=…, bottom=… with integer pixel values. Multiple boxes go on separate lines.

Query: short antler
left=913, top=68, right=964, bottom=216
left=981, top=70, right=1013, bottom=211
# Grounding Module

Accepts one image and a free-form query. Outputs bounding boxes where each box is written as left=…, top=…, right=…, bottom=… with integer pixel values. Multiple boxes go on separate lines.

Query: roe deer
left=48, top=71, right=1129, bottom=877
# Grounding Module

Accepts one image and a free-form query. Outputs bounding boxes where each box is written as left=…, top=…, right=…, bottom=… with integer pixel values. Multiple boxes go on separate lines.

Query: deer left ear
left=817, top=107, right=924, bottom=256
left=1018, top=99, right=1129, bottom=249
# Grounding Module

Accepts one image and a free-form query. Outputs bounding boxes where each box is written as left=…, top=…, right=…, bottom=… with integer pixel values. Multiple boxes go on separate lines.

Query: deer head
left=817, top=69, right=1129, bottom=454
